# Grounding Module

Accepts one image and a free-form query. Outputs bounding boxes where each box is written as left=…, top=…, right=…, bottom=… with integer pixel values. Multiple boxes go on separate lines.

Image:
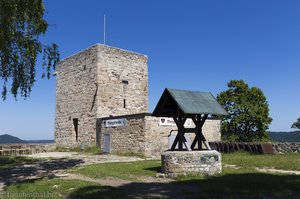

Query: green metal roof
left=152, top=88, right=228, bottom=116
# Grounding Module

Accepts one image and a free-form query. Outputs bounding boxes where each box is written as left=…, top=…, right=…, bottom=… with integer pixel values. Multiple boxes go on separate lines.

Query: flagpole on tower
left=103, top=14, right=106, bottom=45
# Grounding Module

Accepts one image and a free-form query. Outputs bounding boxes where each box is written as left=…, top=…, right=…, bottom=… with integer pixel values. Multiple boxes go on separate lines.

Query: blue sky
left=1, top=0, right=300, bottom=139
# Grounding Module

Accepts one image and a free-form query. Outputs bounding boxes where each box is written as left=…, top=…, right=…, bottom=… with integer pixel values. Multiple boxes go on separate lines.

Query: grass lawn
left=2, top=152, right=300, bottom=198
left=175, top=171, right=300, bottom=198
left=175, top=152, right=300, bottom=198
left=222, top=151, right=300, bottom=170
left=70, top=152, right=300, bottom=181
left=70, top=160, right=161, bottom=181
left=68, top=152, right=300, bottom=198
left=54, top=145, right=101, bottom=155
left=2, top=178, right=123, bottom=199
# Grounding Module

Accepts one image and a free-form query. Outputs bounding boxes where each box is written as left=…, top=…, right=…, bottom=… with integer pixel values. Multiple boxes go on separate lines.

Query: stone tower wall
left=96, top=45, right=148, bottom=118
left=55, top=45, right=98, bottom=147
left=55, top=44, right=148, bottom=147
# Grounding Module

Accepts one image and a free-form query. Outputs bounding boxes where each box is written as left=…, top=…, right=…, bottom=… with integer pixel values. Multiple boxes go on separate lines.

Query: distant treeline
left=25, top=140, right=54, bottom=144
left=269, top=131, right=300, bottom=142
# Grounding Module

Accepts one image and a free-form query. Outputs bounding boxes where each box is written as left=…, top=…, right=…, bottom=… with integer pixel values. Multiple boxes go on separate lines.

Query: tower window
left=122, top=80, right=128, bottom=84
left=122, top=80, right=128, bottom=92
left=123, top=99, right=126, bottom=108
left=73, top=118, right=78, bottom=142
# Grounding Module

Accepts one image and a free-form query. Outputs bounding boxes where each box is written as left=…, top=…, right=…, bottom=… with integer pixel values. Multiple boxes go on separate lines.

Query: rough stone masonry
left=161, top=150, right=222, bottom=177
left=55, top=44, right=221, bottom=157
left=55, top=44, right=148, bottom=147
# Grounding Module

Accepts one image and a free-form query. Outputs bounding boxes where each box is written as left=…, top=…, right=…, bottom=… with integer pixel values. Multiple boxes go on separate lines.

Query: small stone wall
left=161, top=150, right=222, bottom=177
left=98, top=113, right=170, bottom=157
left=272, top=142, right=300, bottom=153
left=98, top=113, right=222, bottom=158
left=144, top=116, right=174, bottom=157
left=100, top=114, right=147, bottom=155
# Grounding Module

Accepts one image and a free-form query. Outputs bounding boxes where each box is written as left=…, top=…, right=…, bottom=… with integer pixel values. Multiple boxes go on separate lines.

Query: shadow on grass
left=0, top=158, right=84, bottom=187
left=67, top=185, right=125, bottom=199
left=0, top=156, right=38, bottom=168
left=144, top=166, right=161, bottom=173
left=68, top=173, right=300, bottom=199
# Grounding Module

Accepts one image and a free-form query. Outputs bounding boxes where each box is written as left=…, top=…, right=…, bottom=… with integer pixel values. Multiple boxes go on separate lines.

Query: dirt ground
left=0, top=152, right=142, bottom=192
left=0, top=152, right=210, bottom=198
left=0, top=152, right=184, bottom=198
left=27, top=152, right=144, bottom=165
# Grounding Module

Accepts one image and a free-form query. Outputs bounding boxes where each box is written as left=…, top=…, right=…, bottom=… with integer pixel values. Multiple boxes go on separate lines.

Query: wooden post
left=191, top=114, right=208, bottom=150
left=170, top=113, right=209, bottom=151
left=171, top=114, right=191, bottom=151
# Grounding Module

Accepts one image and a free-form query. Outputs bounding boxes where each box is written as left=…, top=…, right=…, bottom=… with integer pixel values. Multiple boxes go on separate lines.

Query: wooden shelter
left=153, top=88, right=228, bottom=151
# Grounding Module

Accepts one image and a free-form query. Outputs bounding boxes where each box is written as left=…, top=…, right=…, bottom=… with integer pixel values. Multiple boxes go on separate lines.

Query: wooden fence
left=209, top=141, right=275, bottom=154
left=0, top=144, right=47, bottom=156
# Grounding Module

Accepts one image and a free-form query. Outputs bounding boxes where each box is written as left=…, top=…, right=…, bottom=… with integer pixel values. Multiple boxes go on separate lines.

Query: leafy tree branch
left=0, top=0, right=59, bottom=100
left=291, top=117, right=300, bottom=129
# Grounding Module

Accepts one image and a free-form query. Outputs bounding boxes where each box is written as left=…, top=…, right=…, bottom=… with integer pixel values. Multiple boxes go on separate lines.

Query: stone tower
left=55, top=44, right=148, bottom=146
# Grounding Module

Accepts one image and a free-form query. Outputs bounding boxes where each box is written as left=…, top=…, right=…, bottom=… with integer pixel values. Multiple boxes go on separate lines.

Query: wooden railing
left=0, top=144, right=47, bottom=156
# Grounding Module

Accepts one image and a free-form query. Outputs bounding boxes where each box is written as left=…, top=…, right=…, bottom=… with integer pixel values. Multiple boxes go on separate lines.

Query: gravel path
left=27, top=152, right=144, bottom=164
left=256, top=167, right=300, bottom=175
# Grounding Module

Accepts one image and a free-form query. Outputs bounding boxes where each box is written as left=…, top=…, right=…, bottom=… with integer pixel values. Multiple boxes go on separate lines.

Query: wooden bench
left=0, top=145, right=12, bottom=156
left=10, top=145, right=23, bottom=156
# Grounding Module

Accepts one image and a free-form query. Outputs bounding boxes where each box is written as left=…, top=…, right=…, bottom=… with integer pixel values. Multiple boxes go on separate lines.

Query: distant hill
left=0, top=134, right=54, bottom=144
left=269, top=131, right=300, bottom=142
left=0, top=134, right=27, bottom=144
